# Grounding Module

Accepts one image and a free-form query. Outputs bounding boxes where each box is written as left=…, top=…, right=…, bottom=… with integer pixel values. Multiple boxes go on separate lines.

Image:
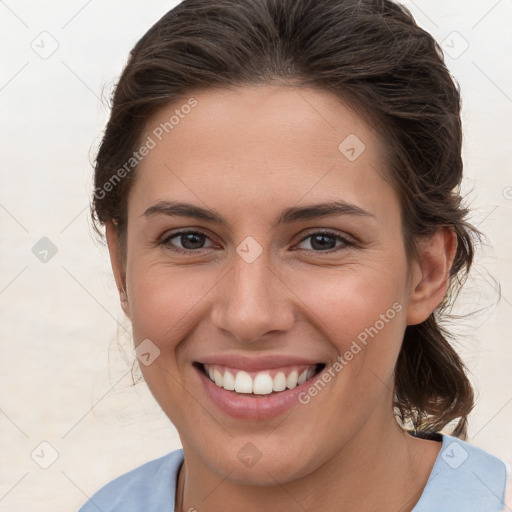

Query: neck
left=176, top=410, right=441, bottom=512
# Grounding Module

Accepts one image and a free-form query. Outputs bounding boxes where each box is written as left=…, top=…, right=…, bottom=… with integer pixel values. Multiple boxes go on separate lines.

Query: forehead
left=130, top=84, right=398, bottom=225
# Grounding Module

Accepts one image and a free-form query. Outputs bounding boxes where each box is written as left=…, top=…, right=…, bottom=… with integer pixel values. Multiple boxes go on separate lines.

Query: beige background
left=0, top=1, right=511, bottom=510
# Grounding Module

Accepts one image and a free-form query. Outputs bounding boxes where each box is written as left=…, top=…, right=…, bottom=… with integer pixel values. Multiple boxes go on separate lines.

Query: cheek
left=126, top=261, right=214, bottom=346
left=286, top=261, right=406, bottom=344
left=287, top=263, right=407, bottom=411
left=124, top=265, right=216, bottom=425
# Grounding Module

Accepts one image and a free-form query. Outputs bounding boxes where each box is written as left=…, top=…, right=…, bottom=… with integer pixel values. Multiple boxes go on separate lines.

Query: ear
left=406, top=228, right=457, bottom=326
left=105, top=220, right=131, bottom=319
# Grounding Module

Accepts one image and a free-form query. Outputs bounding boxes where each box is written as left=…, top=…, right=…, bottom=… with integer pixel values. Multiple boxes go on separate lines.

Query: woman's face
left=107, top=84, right=435, bottom=484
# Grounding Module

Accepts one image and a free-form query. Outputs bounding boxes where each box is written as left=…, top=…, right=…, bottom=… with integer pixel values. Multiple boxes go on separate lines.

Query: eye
left=158, top=229, right=356, bottom=256
left=295, top=230, right=356, bottom=253
left=159, top=230, right=214, bottom=254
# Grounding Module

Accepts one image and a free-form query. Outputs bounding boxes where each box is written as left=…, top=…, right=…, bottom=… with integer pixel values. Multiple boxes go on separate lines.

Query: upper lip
left=197, top=354, right=324, bottom=372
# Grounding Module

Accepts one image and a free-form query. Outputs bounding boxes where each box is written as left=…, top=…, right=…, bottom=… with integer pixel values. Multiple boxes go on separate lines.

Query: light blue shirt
left=79, top=434, right=510, bottom=511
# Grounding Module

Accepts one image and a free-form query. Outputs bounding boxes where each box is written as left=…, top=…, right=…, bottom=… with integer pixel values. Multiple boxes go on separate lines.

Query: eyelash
left=158, top=229, right=356, bottom=255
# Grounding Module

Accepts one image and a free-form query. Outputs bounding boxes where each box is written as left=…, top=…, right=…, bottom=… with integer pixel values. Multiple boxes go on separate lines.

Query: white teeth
left=273, top=372, right=287, bottom=392
left=204, top=364, right=320, bottom=395
left=223, top=370, right=235, bottom=391
left=253, top=373, right=273, bottom=395
left=297, top=369, right=308, bottom=385
left=213, top=369, right=223, bottom=387
left=234, top=370, right=253, bottom=393
left=286, top=370, right=299, bottom=389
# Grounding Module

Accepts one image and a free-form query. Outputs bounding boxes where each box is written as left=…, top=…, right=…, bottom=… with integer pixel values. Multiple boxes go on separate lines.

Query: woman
left=80, top=0, right=510, bottom=510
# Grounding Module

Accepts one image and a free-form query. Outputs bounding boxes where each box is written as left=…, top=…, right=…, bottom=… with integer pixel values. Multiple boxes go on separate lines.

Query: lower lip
left=195, top=364, right=319, bottom=421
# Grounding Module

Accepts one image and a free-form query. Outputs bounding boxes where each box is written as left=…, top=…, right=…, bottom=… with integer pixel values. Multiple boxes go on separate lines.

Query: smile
left=200, top=363, right=325, bottom=395
left=193, top=358, right=328, bottom=420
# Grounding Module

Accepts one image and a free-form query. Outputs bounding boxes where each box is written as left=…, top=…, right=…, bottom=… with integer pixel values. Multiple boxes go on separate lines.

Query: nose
left=210, top=246, right=295, bottom=344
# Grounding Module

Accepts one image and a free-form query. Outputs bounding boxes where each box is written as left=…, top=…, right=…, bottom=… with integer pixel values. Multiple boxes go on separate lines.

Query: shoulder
left=78, top=449, right=184, bottom=512
left=414, top=434, right=510, bottom=512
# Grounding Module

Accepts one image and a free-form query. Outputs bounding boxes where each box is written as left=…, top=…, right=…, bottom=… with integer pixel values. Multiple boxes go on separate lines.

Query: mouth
left=194, top=361, right=326, bottom=397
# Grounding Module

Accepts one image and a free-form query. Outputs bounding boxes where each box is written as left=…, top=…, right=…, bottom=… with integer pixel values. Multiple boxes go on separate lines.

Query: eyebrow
left=142, top=200, right=374, bottom=228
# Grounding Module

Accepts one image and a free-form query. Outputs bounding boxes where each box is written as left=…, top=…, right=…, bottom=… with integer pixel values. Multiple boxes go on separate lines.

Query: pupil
left=312, top=234, right=335, bottom=250
left=182, top=233, right=204, bottom=249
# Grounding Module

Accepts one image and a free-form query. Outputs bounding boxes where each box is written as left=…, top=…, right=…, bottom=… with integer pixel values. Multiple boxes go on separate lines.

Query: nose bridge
left=211, top=240, right=293, bottom=343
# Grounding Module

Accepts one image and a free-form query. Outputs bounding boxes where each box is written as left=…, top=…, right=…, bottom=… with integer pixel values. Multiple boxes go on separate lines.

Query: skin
left=105, top=84, right=457, bottom=512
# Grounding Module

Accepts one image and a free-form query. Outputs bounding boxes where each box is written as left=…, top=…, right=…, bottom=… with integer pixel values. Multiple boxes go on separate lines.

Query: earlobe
left=105, top=220, right=131, bottom=319
left=405, top=228, right=457, bottom=326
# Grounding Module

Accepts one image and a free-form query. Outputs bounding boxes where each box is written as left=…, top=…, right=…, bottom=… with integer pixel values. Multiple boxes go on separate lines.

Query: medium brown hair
left=91, top=0, right=481, bottom=438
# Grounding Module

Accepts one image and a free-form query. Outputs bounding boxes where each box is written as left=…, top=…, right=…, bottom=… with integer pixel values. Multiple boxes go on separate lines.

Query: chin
left=198, top=438, right=324, bottom=487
